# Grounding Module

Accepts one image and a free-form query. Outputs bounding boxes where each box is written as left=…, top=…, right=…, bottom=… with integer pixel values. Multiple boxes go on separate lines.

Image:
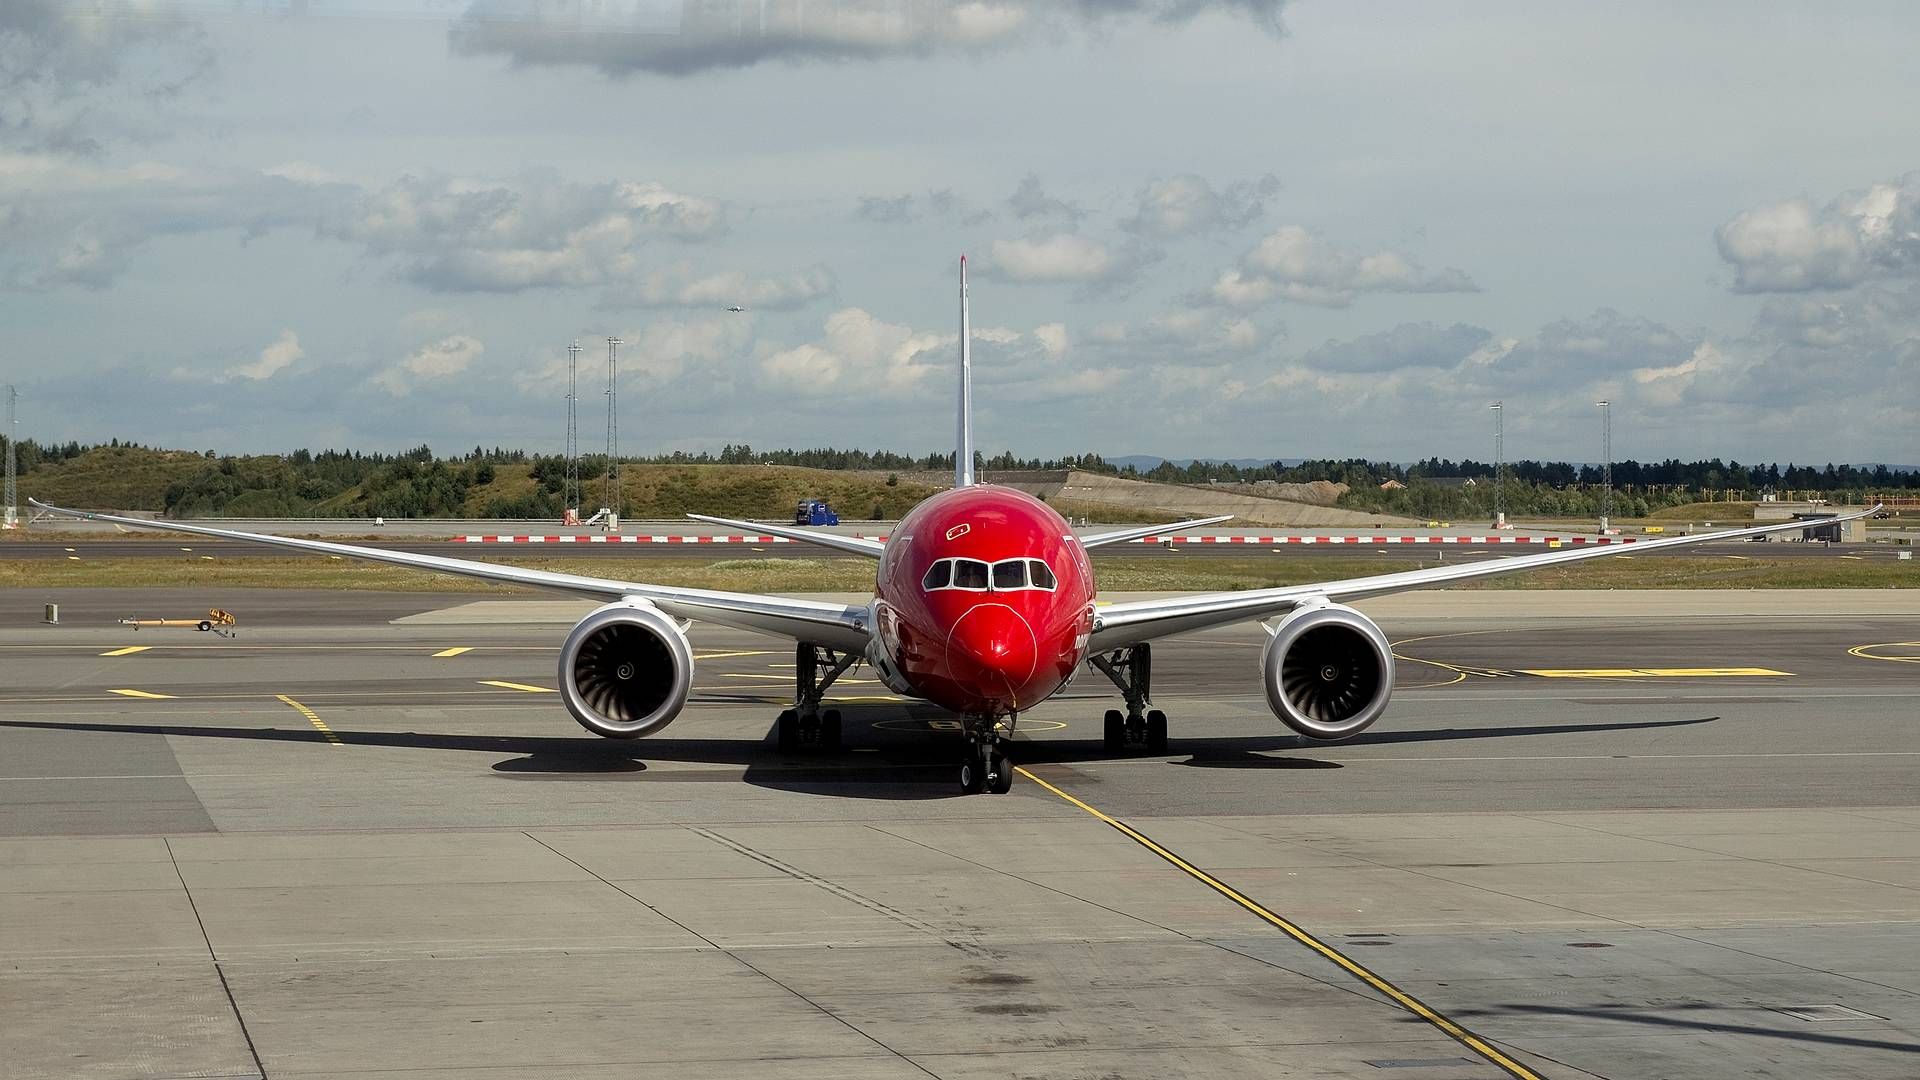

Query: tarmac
left=1, top=587, right=1917, bottom=1079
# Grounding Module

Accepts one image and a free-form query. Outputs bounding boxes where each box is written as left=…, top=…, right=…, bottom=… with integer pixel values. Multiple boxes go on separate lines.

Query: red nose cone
left=948, top=604, right=1039, bottom=704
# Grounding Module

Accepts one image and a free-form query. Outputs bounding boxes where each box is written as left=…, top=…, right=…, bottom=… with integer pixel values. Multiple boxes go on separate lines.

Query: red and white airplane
left=34, top=258, right=1876, bottom=794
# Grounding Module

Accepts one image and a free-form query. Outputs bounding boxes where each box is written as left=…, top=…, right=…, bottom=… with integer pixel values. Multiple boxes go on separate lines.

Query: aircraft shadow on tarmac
left=1468, top=1003, right=1920, bottom=1055
left=0, top=713, right=1718, bottom=801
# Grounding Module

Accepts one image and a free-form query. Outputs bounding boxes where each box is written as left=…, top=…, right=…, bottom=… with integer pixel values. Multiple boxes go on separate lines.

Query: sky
left=2, top=0, right=1917, bottom=465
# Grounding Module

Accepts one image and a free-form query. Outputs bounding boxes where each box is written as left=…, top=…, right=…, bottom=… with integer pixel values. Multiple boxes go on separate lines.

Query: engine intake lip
left=559, top=601, right=694, bottom=739
left=1263, top=604, right=1394, bottom=741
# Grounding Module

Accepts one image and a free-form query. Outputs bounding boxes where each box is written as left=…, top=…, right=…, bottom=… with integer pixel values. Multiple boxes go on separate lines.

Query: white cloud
left=330, top=175, right=726, bottom=293
left=376, top=334, right=484, bottom=395
left=1033, top=322, right=1068, bottom=358
left=1716, top=173, right=1920, bottom=293
left=760, top=307, right=952, bottom=394
left=0, top=155, right=346, bottom=290
left=1124, top=174, right=1279, bottom=238
left=987, top=233, right=1116, bottom=283
left=621, top=264, right=834, bottom=310
left=229, top=329, right=304, bottom=382
left=1210, top=225, right=1479, bottom=309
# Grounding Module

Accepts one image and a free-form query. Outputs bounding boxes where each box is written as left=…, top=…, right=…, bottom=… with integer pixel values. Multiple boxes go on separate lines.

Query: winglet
left=955, top=254, right=974, bottom=488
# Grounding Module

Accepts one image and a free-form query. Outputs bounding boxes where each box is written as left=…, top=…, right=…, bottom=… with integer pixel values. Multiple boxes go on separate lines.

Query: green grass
left=7, top=553, right=1913, bottom=592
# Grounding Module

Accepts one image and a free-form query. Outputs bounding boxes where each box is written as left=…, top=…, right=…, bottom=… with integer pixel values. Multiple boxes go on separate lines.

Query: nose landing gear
left=960, top=720, right=1014, bottom=795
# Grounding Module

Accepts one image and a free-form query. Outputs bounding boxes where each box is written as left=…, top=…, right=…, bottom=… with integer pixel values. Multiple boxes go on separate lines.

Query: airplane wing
left=1089, top=505, right=1882, bottom=651
left=685, top=513, right=887, bottom=558
left=1078, top=515, right=1234, bottom=549
left=28, top=500, right=871, bottom=651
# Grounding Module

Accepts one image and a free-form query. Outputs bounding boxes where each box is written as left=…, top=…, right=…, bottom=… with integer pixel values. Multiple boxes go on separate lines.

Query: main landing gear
left=776, top=643, right=857, bottom=753
left=1090, top=643, right=1169, bottom=755
left=958, top=718, right=1014, bottom=795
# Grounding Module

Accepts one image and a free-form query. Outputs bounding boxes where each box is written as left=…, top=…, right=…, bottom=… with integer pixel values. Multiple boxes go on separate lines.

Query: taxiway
left=1, top=588, right=1916, bottom=1079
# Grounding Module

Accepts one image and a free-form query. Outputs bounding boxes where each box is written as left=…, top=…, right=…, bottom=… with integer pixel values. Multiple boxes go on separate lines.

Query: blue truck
left=794, top=500, right=840, bottom=526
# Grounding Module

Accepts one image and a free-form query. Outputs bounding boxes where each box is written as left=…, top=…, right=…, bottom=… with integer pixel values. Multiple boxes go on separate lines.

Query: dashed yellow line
left=107, top=688, right=173, bottom=699
left=1015, top=768, right=1545, bottom=1080
left=432, top=647, right=474, bottom=658
left=276, top=694, right=343, bottom=746
left=99, top=646, right=152, bottom=657
left=478, top=680, right=559, bottom=693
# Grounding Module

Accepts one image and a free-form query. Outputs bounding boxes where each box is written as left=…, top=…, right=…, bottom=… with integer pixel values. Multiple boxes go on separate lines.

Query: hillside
left=12, top=446, right=950, bottom=521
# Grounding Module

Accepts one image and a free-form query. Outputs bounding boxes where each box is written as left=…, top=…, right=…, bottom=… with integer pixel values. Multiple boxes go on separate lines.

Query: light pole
left=564, top=341, right=583, bottom=514
left=1490, top=401, right=1505, bottom=528
left=604, top=337, right=623, bottom=524
left=1596, top=399, right=1612, bottom=532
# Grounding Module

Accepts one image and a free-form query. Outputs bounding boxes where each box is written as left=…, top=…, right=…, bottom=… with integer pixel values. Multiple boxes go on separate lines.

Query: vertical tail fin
left=955, top=254, right=975, bottom=488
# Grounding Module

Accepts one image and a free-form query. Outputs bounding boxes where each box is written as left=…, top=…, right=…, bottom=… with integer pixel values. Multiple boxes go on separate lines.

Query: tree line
left=5, top=436, right=1913, bottom=519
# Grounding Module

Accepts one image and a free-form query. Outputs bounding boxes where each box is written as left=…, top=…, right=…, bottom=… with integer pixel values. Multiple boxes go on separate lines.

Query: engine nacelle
left=1260, top=603, right=1394, bottom=741
left=558, top=601, right=694, bottom=739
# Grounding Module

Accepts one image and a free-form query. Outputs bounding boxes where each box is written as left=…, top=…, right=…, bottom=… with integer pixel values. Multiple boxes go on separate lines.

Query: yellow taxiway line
left=106, top=688, right=174, bottom=699
left=99, top=646, right=153, bottom=657
left=477, top=680, right=559, bottom=694
left=432, top=647, right=474, bottom=658
left=1015, top=767, right=1545, bottom=1080
left=275, top=694, right=343, bottom=746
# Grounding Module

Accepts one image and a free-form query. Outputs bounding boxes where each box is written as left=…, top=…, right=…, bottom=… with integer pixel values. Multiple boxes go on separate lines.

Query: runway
left=2, top=588, right=1917, bottom=1079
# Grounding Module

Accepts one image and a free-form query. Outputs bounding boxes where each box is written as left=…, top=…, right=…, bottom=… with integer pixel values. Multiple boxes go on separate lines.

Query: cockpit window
left=951, top=559, right=990, bottom=590
left=992, top=560, right=1028, bottom=590
left=921, top=557, right=1058, bottom=592
left=1028, top=560, right=1057, bottom=590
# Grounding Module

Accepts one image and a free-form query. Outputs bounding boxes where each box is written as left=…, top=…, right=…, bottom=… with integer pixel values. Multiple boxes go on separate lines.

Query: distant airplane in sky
left=34, top=257, right=1876, bottom=795
left=726, top=305, right=747, bottom=312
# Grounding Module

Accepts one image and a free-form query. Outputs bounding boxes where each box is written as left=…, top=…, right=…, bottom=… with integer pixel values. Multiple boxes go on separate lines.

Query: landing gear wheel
left=1145, top=709, right=1169, bottom=754
left=820, top=709, right=843, bottom=750
left=959, top=751, right=986, bottom=794
left=1102, top=709, right=1126, bottom=752
left=986, top=748, right=1013, bottom=794
left=776, top=709, right=800, bottom=753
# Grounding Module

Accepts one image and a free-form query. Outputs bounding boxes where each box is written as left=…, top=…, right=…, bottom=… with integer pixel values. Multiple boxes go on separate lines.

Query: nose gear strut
left=959, top=715, right=1015, bottom=795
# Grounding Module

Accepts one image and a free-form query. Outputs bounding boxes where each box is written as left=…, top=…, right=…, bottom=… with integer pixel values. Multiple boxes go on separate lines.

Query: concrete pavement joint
left=1016, top=767, right=1549, bottom=1080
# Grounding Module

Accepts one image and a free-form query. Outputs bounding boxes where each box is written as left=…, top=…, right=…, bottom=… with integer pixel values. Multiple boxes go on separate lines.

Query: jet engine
left=1260, top=603, right=1394, bottom=740
left=558, top=601, right=695, bottom=739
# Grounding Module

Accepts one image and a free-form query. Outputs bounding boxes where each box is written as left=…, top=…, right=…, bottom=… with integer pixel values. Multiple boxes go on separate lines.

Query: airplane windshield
left=921, top=560, right=951, bottom=590
left=952, top=559, right=990, bottom=590
left=1028, top=560, right=1057, bottom=590
left=922, top=557, right=1057, bottom=593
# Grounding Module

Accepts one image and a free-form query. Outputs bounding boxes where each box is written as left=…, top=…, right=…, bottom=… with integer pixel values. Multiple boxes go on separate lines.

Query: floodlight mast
left=564, top=340, right=582, bottom=514
left=1489, top=401, right=1504, bottom=527
left=1596, top=399, right=1612, bottom=531
left=605, top=337, right=623, bottom=521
